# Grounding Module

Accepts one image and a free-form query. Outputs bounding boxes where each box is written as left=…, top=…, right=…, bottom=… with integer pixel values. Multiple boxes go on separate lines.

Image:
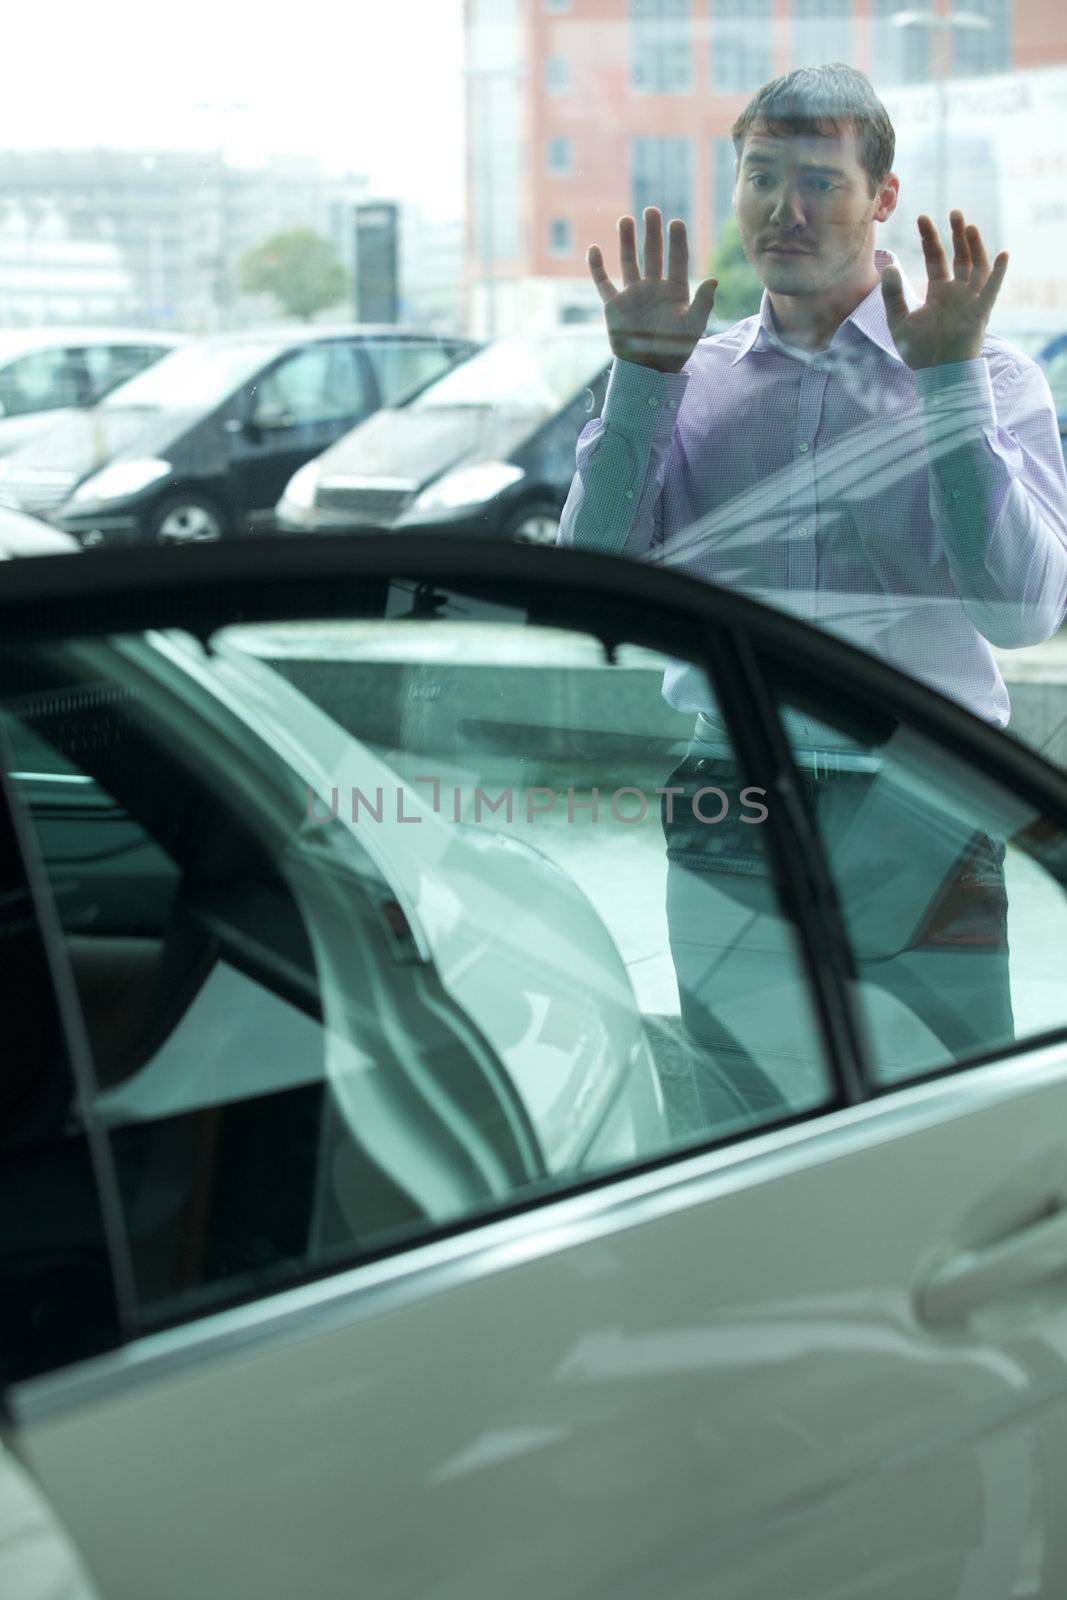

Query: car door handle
left=917, top=1203, right=1067, bottom=1326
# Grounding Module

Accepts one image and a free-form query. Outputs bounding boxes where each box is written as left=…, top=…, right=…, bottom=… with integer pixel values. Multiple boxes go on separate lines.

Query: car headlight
left=279, top=459, right=321, bottom=514
left=71, top=458, right=172, bottom=506
left=411, top=462, right=524, bottom=514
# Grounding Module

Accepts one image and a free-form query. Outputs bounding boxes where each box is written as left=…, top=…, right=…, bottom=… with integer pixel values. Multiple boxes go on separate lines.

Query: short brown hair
left=731, top=64, right=896, bottom=194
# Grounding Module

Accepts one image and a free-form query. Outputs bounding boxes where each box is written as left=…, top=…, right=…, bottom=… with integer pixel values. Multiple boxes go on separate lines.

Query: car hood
left=0, top=409, right=83, bottom=458
left=315, top=405, right=545, bottom=492
left=2, top=405, right=202, bottom=480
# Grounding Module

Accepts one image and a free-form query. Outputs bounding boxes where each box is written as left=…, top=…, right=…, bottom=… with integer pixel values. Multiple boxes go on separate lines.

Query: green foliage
left=237, top=229, right=349, bottom=322
left=708, top=218, right=764, bottom=324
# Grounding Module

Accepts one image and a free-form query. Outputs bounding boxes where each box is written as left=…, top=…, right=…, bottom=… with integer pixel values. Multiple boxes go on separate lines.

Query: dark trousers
left=661, top=752, right=1013, bottom=1131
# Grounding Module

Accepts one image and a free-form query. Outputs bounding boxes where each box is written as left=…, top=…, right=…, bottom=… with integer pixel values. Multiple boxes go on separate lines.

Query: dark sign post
left=354, top=203, right=400, bottom=324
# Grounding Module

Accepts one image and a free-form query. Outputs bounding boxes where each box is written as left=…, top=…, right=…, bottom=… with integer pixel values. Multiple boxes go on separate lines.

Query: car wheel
left=505, top=504, right=560, bottom=545
left=150, top=495, right=227, bottom=545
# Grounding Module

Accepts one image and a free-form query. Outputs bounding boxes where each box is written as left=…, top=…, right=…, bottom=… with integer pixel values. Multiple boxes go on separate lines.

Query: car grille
left=314, top=481, right=414, bottom=528
left=0, top=467, right=79, bottom=515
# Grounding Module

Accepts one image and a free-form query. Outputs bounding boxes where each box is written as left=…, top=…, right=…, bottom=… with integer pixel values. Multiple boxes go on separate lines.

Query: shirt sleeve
left=916, top=353, right=1067, bottom=647
left=557, top=357, right=689, bottom=556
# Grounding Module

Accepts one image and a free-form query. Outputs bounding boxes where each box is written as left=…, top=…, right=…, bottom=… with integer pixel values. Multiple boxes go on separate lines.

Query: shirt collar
left=729, top=249, right=921, bottom=366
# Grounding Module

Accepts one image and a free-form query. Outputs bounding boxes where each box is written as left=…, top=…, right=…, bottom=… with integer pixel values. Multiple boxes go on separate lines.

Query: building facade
left=465, top=0, right=1067, bottom=335
left=0, top=150, right=367, bottom=332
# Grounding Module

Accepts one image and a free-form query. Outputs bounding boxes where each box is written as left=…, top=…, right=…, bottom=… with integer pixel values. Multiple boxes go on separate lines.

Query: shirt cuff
left=914, top=357, right=996, bottom=421
left=602, top=358, right=690, bottom=442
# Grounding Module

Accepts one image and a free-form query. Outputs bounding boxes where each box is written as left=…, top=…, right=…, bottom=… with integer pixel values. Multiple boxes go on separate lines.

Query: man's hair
left=731, top=64, right=896, bottom=193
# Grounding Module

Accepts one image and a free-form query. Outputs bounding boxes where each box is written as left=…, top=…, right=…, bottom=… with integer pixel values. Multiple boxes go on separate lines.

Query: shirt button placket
left=788, top=365, right=829, bottom=620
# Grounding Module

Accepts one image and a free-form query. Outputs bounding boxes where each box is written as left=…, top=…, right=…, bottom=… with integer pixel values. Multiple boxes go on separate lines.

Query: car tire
left=502, top=502, right=561, bottom=546
left=149, top=494, right=229, bottom=545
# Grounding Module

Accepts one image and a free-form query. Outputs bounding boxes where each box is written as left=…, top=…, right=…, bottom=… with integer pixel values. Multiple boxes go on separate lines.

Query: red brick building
left=465, top=0, right=1067, bottom=334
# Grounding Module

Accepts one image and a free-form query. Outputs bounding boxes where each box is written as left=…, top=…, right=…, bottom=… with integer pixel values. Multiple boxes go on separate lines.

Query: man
left=559, top=64, right=1067, bottom=1124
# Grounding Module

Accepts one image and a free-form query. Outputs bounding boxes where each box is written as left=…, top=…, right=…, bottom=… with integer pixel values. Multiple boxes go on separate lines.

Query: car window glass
left=0, top=727, right=122, bottom=1384
left=254, top=345, right=369, bottom=425
left=0, top=350, right=81, bottom=416
left=1, top=601, right=833, bottom=1336
left=366, top=342, right=468, bottom=405
left=412, top=336, right=609, bottom=415
left=223, top=594, right=834, bottom=1151
left=103, top=342, right=280, bottom=411
left=775, top=688, right=1067, bottom=1086
left=81, top=344, right=163, bottom=400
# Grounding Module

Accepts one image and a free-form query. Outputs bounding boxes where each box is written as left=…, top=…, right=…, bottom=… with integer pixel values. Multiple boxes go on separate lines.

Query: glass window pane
left=711, top=0, right=772, bottom=92
left=775, top=688, right=1067, bottom=1086
left=1, top=601, right=836, bottom=1330
left=792, top=0, right=853, bottom=69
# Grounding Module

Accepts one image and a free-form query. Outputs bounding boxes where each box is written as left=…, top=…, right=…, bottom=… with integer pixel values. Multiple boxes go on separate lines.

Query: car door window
left=227, top=589, right=834, bottom=1148
left=0, top=349, right=82, bottom=416
left=770, top=683, right=1067, bottom=1086
left=1, top=594, right=836, bottom=1344
left=81, top=344, right=165, bottom=402
left=253, top=344, right=370, bottom=427
left=365, top=341, right=468, bottom=405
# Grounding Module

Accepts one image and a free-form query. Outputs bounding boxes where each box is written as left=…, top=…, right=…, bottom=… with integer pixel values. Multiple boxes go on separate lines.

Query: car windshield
left=101, top=340, right=281, bottom=410
left=412, top=335, right=608, bottom=414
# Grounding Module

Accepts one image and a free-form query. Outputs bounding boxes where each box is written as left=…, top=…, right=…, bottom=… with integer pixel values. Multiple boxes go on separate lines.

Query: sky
left=2, top=0, right=466, bottom=217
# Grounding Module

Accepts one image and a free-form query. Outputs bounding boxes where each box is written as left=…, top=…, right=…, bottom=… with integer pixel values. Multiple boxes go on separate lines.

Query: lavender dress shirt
left=559, top=250, right=1067, bottom=730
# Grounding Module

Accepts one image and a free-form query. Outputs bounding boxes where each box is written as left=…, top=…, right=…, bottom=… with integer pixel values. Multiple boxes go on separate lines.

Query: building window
left=871, top=0, right=933, bottom=86
left=629, top=0, right=693, bottom=94
left=549, top=217, right=573, bottom=255
left=792, top=0, right=853, bottom=69
left=952, top=0, right=1011, bottom=78
left=545, top=0, right=572, bottom=11
left=546, top=54, right=571, bottom=94
left=712, top=136, right=736, bottom=237
left=547, top=137, right=574, bottom=176
left=631, top=137, right=693, bottom=232
left=711, top=0, right=772, bottom=92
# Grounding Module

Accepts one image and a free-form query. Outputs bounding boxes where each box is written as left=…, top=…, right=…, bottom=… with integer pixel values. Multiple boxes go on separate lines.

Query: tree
left=237, top=228, right=349, bottom=322
left=708, top=218, right=764, bottom=324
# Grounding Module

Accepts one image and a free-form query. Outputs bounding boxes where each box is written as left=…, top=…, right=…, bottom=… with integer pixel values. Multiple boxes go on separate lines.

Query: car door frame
left=5, top=533, right=1067, bottom=1100
left=6, top=533, right=1067, bottom=1388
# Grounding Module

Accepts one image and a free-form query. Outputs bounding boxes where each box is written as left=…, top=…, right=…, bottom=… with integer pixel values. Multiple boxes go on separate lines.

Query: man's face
left=734, top=121, right=897, bottom=296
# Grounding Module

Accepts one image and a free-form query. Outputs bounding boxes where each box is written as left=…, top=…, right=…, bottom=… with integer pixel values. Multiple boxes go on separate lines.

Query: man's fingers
left=687, top=278, right=718, bottom=334
left=917, top=214, right=950, bottom=283
left=618, top=215, right=640, bottom=287
left=587, top=245, right=619, bottom=306
left=666, top=218, right=689, bottom=288
left=950, top=210, right=971, bottom=282
left=880, top=264, right=908, bottom=324
left=967, top=223, right=991, bottom=289
left=977, top=251, right=1009, bottom=317
left=643, top=207, right=664, bottom=279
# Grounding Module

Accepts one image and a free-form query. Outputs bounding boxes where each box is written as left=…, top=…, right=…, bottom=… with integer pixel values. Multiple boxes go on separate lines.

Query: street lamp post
left=889, top=10, right=993, bottom=226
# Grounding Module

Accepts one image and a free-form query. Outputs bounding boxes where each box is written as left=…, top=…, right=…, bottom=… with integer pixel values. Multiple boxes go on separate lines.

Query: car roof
left=0, top=328, right=186, bottom=360
left=194, top=326, right=479, bottom=349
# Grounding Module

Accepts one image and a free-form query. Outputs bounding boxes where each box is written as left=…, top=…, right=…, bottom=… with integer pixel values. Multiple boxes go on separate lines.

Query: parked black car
left=0, top=328, right=479, bottom=545
left=275, top=329, right=612, bottom=544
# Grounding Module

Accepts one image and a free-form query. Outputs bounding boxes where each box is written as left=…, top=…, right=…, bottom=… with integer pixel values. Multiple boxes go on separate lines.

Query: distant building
left=0, top=149, right=367, bottom=332
left=464, top=0, right=1067, bottom=337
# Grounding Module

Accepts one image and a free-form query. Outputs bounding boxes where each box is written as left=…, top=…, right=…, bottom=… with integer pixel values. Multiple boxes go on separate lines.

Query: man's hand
left=881, top=211, right=1009, bottom=371
left=589, top=208, right=718, bottom=375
